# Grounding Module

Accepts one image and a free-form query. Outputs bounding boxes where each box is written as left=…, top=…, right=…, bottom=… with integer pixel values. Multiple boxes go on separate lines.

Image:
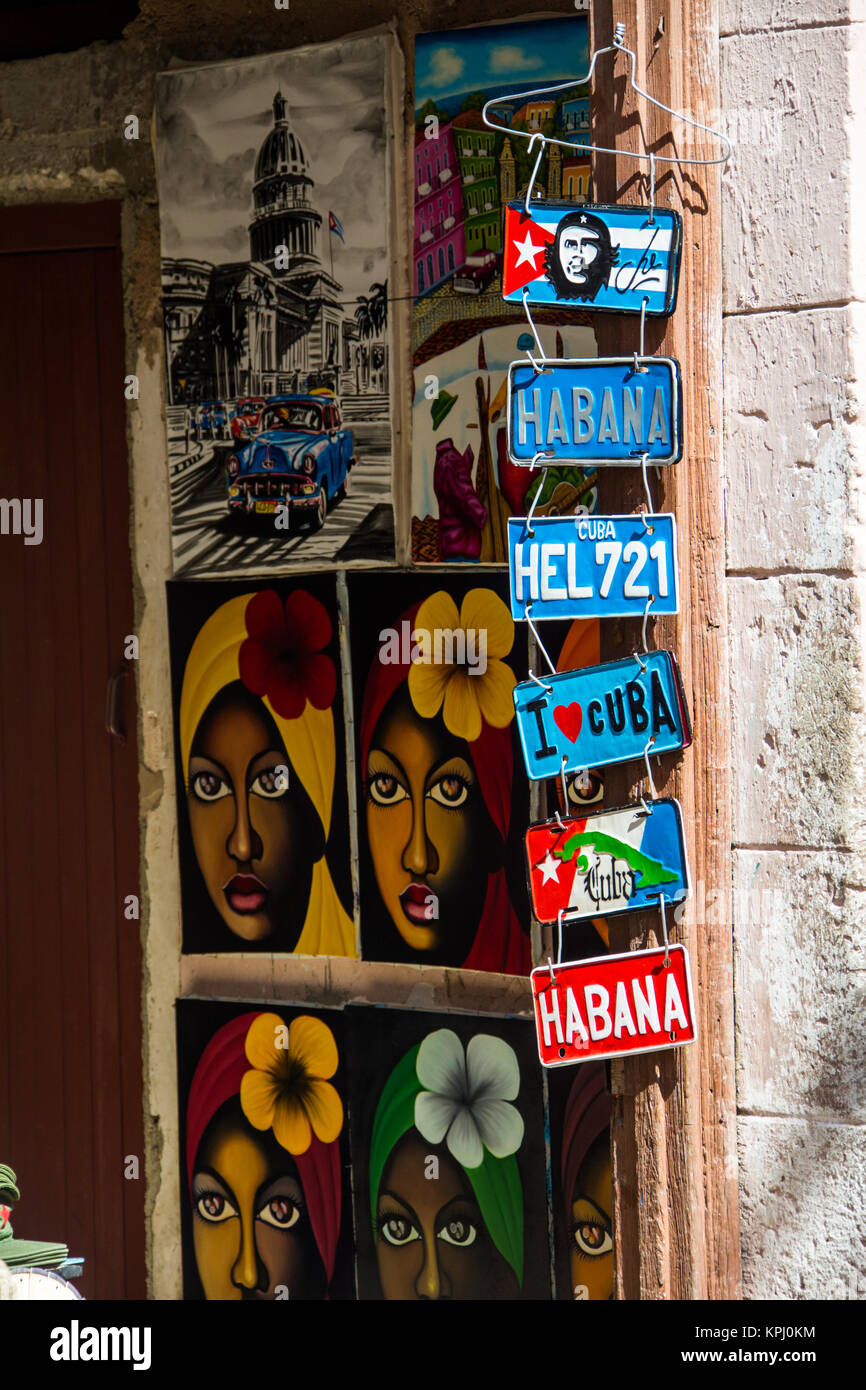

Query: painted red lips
left=399, top=882, right=437, bottom=925
left=223, top=873, right=268, bottom=915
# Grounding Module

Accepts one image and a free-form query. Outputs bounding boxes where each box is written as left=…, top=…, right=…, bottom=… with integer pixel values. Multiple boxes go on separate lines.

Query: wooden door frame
left=588, top=1, right=741, bottom=1298
left=0, top=198, right=146, bottom=1298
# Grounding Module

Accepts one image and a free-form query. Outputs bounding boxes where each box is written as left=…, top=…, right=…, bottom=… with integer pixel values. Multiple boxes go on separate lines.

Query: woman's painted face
left=376, top=1133, right=519, bottom=1300
left=365, top=688, right=499, bottom=964
left=187, top=686, right=317, bottom=945
left=569, top=1130, right=614, bottom=1300
left=192, top=1107, right=326, bottom=1301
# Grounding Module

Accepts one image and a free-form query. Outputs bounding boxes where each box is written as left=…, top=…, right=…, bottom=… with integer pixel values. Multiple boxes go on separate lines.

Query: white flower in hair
left=414, top=1029, right=524, bottom=1171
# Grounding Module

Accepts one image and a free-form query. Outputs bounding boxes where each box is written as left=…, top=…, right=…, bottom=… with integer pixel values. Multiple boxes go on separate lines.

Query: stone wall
left=721, top=0, right=866, bottom=1299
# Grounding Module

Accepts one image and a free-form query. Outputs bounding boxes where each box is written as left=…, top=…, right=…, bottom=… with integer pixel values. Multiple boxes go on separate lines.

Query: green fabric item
left=0, top=1163, right=69, bottom=1268
left=367, top=1046, right=525, bottom=1287
left=368, top=1045, right=421, bottom=1231
left=463, top=1151, right=524, bottom=1288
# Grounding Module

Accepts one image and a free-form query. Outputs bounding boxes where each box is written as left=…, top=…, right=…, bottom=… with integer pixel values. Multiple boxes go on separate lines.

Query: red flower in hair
left=239, top=589, right=336, bottom=719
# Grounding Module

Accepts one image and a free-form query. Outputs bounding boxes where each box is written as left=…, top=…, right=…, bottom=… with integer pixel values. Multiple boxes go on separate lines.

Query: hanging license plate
left=531, top=945, right=697, bottom=1067
left=509, top=513, right=679, bottom=621
left=506, top=358, right=682, bottom=466
left=503, top=203, right=682, bottom=315
left=513, top=649, right=691, bottom=781
left=525, top=798, right=690, bottom=925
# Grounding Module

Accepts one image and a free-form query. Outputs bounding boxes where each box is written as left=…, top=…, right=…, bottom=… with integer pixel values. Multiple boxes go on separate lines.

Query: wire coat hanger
left=482, top=24, right=732, bottom=174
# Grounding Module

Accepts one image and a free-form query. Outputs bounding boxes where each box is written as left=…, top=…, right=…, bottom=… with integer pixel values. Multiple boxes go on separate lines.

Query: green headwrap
left=0, top=1163, right=68, bottom=1268
left=368, top=1042, right=525, bottom=1287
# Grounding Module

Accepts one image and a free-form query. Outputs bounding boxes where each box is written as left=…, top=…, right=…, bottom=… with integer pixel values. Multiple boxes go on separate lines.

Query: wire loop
left=482, top=28, right=733, bottom=170
left=525, top=602, right=557, bottom=674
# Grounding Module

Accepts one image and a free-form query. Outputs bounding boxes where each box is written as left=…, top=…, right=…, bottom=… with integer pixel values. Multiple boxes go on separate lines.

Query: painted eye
left=368, top=773, right=408, bottom=806
left=573, top=1222, right=613, bottom=1257
left=379, top=1216, right=420, bottom=1247
left=191, top=772, right=231, bottom=802
left=250, top=767, right=289, bottom=798
left=195, top=1192, right=237, bottom=1223
left=257, top=1196, right=300, bottom=1229
left=438, top=1218, right=477, bottom=1247
left=427, top=776, right=468, bottom=808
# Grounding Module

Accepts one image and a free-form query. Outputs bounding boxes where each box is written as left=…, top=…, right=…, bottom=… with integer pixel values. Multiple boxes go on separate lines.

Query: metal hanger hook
left=525, top=602, right=557, bottom=675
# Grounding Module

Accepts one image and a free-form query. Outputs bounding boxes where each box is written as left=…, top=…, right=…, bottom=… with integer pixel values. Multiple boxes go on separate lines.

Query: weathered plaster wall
left=721, top=0, right=866, bottom=1298
left=0, top=0, right=582, bottom=1302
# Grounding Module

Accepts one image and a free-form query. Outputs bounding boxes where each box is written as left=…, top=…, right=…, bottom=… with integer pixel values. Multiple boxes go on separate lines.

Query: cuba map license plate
left=525, top=798, right=690, bottom=925
left=506, top=358, right=682, bottom=466
left=508, top=513, right=679, bottom=622
left=531, top=944, right=697, bottom=1067
left=513, top=649, right=691, bottom=782
left=502, top=203, right=682, bottom=316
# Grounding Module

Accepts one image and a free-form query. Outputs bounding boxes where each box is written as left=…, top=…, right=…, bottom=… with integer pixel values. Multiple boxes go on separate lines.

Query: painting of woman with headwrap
left=350, top=573, right=530, bottom=973
left=169, top=578, right=355, bottom=955
left=346, top=1006, right=551, bottom=1299
left=179, top=1002, right=353, bottom=1299
left=549, top=1061, right=614, bottom=1300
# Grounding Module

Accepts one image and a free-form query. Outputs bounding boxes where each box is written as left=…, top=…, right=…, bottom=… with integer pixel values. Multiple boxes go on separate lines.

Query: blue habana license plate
left=507, top=358, right=682, bottom=466
left=513, top=649, right=692, bottom=781
left=502, top=203, right=682, bottom=316
left=524, top=798, right=690, bottom=925
left=508, top=513, right=679, bottom=622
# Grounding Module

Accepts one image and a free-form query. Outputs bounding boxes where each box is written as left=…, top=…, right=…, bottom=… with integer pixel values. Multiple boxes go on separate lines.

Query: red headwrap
left=185, top=1012, right=342, bottom=1284
left=359, top=600, right=529, bottom=975
left=561, top=1061, right=612, bottom=1214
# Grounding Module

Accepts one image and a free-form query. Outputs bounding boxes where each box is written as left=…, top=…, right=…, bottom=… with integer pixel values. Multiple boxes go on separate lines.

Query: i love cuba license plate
left=508, top=513, right=679, bottom=622
left=513, top=649, right=691, bottom=781
left=525, top=799, right=690, bottom=925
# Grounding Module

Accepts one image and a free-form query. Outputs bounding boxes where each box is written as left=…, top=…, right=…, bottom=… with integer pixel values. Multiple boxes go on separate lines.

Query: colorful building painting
left=411, top=15, right=596, bottom=565
left=451, top=110, right=501, bottom=256
left=414, top=121, right=465, bottom=297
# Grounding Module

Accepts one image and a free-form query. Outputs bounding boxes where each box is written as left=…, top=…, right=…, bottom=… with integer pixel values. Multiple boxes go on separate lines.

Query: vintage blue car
left=226, top=393, right=355, bottom=529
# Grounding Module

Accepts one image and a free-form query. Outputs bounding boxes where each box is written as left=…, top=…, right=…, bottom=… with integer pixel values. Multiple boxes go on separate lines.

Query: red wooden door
left=0, top=202, right=145, bottom=1298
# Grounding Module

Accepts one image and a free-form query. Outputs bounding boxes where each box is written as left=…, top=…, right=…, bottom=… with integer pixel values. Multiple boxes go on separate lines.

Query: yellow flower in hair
left=240, top=1013, right=343, bottom=1155
left=408, top=589, right=516, bottom=743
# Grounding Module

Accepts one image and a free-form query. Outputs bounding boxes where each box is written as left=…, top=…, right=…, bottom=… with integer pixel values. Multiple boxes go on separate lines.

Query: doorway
left=0, top=201, right=145, bottom=1299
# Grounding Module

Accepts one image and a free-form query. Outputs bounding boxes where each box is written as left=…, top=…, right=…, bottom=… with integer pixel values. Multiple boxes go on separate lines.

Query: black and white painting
left=156, top=35, right=396, bottom=577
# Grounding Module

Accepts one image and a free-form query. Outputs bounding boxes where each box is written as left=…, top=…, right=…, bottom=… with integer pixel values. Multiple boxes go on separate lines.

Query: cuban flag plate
left=502, top=202, right=682, bottom=316
left=525, top=798, right=690, bottom=925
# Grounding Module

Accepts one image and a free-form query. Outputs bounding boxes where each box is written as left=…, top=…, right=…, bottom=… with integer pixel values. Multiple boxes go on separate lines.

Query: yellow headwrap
left=179, top=592, right=356, bottom=958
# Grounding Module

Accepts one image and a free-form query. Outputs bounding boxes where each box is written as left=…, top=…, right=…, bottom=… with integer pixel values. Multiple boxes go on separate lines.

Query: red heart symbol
left=553, top=702, right=582, bottom=743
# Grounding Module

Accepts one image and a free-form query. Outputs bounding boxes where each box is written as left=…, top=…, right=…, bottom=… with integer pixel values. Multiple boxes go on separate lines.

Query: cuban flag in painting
left=329, top=211, right=345, bottom=242
left=524, top=799, right=690, bottom=925
left=502, top=202, right=682, bottom=316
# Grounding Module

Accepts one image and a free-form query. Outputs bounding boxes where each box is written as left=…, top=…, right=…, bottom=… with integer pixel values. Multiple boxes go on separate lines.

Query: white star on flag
left=513, top=230, right=545, bottom=269
left=539, top=851, right=561, bottom=884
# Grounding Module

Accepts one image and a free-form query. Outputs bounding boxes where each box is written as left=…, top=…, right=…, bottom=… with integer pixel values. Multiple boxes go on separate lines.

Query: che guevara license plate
left=531, top=945, right=697, bottom=1067
left=506, top=358, right=682, bottom=466
left=502, top=203, right=682, bottom=316
left=524, top=798, right=690, bottom=925
left=508, top=513, right=679, bottom=622
left=512, top=649, right=691, bottom=782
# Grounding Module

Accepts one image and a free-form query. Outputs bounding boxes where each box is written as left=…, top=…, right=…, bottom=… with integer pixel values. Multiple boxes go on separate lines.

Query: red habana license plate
left=530, top=944, right=697, bottom=1068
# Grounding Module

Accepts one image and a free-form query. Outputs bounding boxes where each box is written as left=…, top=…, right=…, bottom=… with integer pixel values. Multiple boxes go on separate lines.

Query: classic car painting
left=156, top=35, right=397, bottom=576
left=226, top=393, right=355, bottom=531
left=230, top=396, right=267, bottom=443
